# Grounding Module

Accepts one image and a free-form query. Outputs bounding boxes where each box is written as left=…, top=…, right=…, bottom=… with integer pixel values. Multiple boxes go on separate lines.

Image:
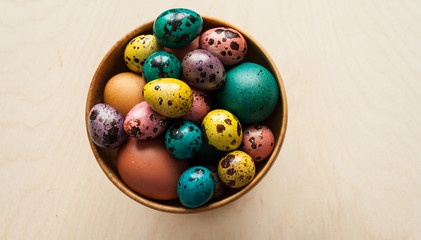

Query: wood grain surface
left=1, top=0, right=421, bottom=239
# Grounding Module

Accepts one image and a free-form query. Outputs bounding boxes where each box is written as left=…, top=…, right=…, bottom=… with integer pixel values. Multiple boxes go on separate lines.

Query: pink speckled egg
left=240, top=124, right=275, bottom=162
left=200, top=27, right=247, bottom=66
left=182, top=87, right=212, bottom=123
left=124, top=101, right=169, bottom=140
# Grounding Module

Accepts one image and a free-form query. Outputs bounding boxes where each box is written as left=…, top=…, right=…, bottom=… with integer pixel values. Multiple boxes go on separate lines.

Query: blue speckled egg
left=165, top=121, right=203, bottom=159
left=142, top=51, right=182, bottom=82
left=177, top=166, right=215, bottom=208
left=216, top=62, right=279, bottom=125
left=153, top=8, right=203, bottom=48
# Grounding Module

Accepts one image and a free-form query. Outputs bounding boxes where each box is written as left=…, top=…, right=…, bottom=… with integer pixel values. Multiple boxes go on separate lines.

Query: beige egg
left=104, top=72, right=146, bottom=116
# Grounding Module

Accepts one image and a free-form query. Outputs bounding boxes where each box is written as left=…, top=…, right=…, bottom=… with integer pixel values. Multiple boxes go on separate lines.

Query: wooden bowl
left=85, top=16, right=288, bottom=213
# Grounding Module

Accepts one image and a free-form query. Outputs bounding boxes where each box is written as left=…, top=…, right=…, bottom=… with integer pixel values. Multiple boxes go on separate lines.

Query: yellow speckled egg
left=218, top=150, right=255, bottom=188
left=201, top=109, right=242, bottom=151
left=143, top=78, right=193, bottom=118
left=124, top=34, right=161, bottom=73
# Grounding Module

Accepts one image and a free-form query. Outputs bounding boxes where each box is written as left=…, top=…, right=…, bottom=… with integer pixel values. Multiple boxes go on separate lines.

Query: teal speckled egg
left=177, top=166, right=215, bottom=208
left=142, top=51, right=182, bottom=82
left=216, top=62, right=279, bottom=125
left=153, top=8, right=203, bottom=48
left=165, top=121, right=203, bottom=159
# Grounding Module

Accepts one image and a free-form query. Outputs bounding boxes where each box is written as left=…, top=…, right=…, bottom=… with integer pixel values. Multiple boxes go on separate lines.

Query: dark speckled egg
left=143, top=78, right=193, bottom=118
left=216, top=62, right=279, bottom=125
left=142, top=51, right=182, bottom=82
left=123, top=101, right=168, bottom=140
left=200, top=27, right=247, bottom=66
left=165, top=121, right=202, bottom=159
left=177, top=166, right=215, bottom=208
left=218, top=150, right=255, bottom=188
left=88, top=103, right=126, bottom=148
left=153, top=8, right=203, bottom=48
left=240, top=124, right=275, bottom=162
left=182, top=49, right=226, bottom=90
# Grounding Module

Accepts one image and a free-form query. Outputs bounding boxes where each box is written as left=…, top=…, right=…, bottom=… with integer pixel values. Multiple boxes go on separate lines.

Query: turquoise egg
left=153, top=8, right=203, bottom=48
left=142, top=51, right=182, bottom=82
left=216, top=62, right=279, bottom=124
left=165, top=121, right=203, bottom=159
left=177, top=166, right=215, bottom=208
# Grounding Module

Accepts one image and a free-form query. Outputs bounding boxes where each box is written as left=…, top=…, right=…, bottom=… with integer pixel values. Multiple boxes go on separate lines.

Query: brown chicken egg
left=117, top=137, right=189, bottom=200
left=104, top=72, right=146, bottom=116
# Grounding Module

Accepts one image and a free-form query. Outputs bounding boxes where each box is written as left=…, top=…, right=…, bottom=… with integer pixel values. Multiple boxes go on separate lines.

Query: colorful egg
left=182, top=87, right=211, bottom=123
left=142, top=51, right=182, bottom=82
left=103, top=72, right=146, bottom=116
left=124, top=34, right=161, bottom=73
left=165, top=121, right=203, bottom=159
left=182, top=49, right=226, bottom=90
left=123, top=101, right=168, bottom=140
left=200, top=27, right=247, bottom=66
left=117, top=138, right=189, bottom=200
left=88, top=103, right=126, bottom=148
left=153, top=8, right=203, bottom=48
left=177, top=166, right=215, bottom=208
left=218, top=150, right=255, bottom=188
left=241, top=124, right=275, bottom=162
left=201, top=109, right=242, bottom=151
left=143, top=78, right=193, bottom=118
left=216, top=62, right=279, bottom=125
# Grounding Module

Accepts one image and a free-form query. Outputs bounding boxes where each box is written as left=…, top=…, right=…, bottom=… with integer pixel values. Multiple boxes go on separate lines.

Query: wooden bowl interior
left=85, top=16, right=287, bottom=213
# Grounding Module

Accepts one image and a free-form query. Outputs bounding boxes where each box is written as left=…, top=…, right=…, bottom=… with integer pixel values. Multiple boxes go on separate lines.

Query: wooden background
left=1, top=0, right=421, bottom=239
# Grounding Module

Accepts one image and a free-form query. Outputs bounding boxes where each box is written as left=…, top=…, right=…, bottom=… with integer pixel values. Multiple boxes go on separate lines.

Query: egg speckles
left=182, top=87, right=212, bottom=123
left=124, top=34, right=161, bottom=73
left=201, top=109, right=242, bottom=151
left=218, top=150, right=255, bottom=188
left=241, top=124, right=275, bottom=162
left=123, top=101, right=168, bottom=140
left=177, top=166, right=215, bottom=208
left=216, top=62, right=279, bottom=125
left=143, top=78, right=193, bottom=118
left=142, top=51, right=182, bottom=82
left=153, top=8, right=203, bottom=48
left=200, top=27, right=247, bottom=66
left=182, top=49, right=226, bottom=90
left=165, top=121, right=203, bottom=159
left=88, top=103, right=126, bottom=148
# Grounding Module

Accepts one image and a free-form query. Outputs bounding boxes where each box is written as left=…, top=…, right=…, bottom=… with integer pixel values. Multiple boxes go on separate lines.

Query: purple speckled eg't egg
left=240, top=124, right=275, bottom=162
left=124, top=101, right=168, bottom=140
left=182, top=87, right=212, bottom=123
left=200, top=27, right=247, bottom=66
left=88, top=103, right=126, bottom=148
left=182, top=49, right=226, bottom=90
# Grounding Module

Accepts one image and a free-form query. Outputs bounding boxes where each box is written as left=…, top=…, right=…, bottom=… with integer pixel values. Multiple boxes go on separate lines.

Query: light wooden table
left=1, top=0, right=421, bottom=239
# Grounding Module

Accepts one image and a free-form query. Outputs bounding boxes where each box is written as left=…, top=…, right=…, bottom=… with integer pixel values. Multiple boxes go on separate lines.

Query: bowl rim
left=85, top=15, right=288, bottom=214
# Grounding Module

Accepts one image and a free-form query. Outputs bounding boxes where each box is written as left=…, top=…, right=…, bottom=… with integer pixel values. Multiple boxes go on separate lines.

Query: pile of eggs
left=87, top=8, right=279, bottom=209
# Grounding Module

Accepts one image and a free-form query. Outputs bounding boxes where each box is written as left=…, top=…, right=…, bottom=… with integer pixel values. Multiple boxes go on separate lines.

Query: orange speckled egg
left=117, top=137, right=189, bottom=200
left=104, top=72, right=146, bottom=116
